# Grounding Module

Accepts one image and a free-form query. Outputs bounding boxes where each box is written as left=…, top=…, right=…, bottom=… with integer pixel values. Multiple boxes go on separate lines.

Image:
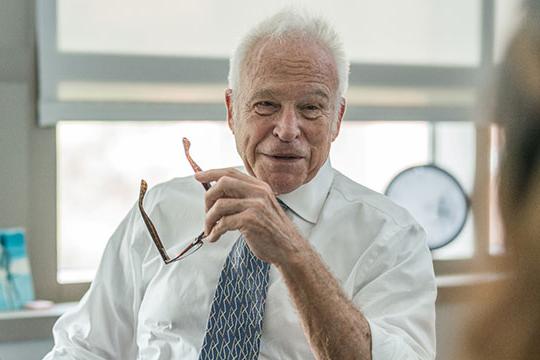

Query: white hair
left=228, top=7, right=350, bottom=99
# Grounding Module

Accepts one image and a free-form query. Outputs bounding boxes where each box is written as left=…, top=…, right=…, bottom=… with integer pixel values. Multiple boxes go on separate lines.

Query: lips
left=269, top=154, right=302, bottom=158
left=258, top=146, right=306, bottom=162
left=261, top=155, right=302, bottom=166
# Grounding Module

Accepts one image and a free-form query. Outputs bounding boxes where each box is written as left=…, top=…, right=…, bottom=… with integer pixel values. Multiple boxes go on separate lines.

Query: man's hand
left=196, top=167, right=373, bottom=359
left=195, top=168, right=306, bottom=265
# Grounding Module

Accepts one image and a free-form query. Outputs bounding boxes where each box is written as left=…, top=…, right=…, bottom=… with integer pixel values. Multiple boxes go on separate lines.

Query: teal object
left=0, top=228, right=35, bottom=310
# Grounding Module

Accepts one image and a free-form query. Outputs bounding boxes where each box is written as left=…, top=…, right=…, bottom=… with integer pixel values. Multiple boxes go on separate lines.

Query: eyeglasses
left=138, top=137, right=211, bottom=264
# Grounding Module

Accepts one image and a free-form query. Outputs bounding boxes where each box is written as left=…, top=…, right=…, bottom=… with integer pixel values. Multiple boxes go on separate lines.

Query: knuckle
left=217, top=176, right=232, bottom=189
left=220, top=215, right=232, bottom=228
left=211, top=222, right=225, bottom=239
left=258, top=184, right=274, bottom=200
left=204, top=199, right=212, bottom=211
left=264, top=191, right=275, bottom=204
left=214, top=198, right=225, bottom=210
left=245, top=208, right=257, bottom=221
left=261, top=181, right=273, bottom=194
left=253, top=198, right=265, bottom=210
left=213, top=219, right=223, bottom=233
left=205, top=188, right=216, bottom=202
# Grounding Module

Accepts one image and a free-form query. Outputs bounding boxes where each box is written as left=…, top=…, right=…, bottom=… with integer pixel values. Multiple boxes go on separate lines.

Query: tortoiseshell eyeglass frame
left=138, top=137, right=211, bottom=264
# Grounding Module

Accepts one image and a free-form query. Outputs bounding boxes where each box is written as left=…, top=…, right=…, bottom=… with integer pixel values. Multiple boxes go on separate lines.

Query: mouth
left=263, top=153, right=304, bottom=162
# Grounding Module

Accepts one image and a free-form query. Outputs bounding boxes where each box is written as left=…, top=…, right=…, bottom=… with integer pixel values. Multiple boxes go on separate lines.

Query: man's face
left=226, top=36, right=345, bottom=195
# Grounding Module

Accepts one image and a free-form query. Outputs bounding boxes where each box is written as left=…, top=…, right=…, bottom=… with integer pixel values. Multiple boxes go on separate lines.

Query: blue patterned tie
left=199, top=235, right=271, bottom=360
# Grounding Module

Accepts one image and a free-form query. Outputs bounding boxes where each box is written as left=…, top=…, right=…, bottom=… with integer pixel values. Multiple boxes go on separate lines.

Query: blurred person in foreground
left=466, top=1, right=540, bottom=359
left=44, top=8, right=436, bottom=360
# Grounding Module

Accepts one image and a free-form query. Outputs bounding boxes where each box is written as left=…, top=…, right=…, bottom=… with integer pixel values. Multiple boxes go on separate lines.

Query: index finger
left=195, top=167, right=256, bottom=184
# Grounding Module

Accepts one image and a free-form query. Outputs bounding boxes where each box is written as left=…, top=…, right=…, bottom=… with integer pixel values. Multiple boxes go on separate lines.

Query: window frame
left=35, top=0, right=505, bottom=303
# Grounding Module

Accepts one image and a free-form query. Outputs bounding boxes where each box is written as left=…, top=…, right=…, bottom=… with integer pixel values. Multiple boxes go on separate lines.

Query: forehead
left=241, top=36, right=339, bottom=99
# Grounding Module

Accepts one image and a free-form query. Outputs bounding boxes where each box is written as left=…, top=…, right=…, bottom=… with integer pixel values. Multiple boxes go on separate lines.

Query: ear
left=332, top=97, right=346, bottom=141
left=225, top=88, right=234, bottom=133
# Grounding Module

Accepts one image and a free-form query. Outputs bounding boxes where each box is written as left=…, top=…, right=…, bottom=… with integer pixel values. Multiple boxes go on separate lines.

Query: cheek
left=307, top=126, right=333, bottom=164
left=235, top=118, right=268, bottom=156
left=309, top=124, right=333, bottom=149
left=249, top=117, right=274, bottom=137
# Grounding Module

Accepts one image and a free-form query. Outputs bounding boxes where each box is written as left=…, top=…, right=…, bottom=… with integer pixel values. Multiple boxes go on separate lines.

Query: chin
left=262, top=173, right=305, bottom=195
left=271, top=182, right=300, bottom=195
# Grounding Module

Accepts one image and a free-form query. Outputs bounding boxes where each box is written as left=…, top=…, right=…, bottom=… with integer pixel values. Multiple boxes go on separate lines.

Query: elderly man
left=45, top=9, right=436, bottom=360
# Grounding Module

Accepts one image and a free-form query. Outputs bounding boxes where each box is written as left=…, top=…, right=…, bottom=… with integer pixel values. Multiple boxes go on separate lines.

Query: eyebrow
left=310, top=89, right=330, bottom=101
left=249, top=89, right=278, bottom=102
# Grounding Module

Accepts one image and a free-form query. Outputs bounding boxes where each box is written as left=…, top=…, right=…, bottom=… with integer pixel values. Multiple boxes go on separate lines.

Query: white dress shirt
left=44, top=160, right=436, bottom=359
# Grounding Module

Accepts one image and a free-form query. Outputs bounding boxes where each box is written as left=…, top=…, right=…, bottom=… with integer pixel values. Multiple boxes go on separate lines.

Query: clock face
left=385, top=165, right=469, bottom=250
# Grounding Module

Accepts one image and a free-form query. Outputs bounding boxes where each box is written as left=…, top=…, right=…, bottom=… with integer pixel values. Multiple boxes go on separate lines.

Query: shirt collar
left=277, top=159, right=334, bottom=224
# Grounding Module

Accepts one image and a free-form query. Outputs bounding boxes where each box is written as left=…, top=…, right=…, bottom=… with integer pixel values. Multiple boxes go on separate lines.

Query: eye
left=254, top=101, right=279, bottom=116
left=301, top=104, right=322, bottom=119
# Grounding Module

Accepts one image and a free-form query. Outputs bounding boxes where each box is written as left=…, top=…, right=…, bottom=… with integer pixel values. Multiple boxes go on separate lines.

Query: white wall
left=0, top=0, right=57, bottom=357
left=0, top=0, right=58, bottom=303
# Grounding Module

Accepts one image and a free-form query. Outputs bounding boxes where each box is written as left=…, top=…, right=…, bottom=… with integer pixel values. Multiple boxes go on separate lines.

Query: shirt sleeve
left=43, top=202, right=150, bottom=360
left=351, top=223, right=437, bottom=360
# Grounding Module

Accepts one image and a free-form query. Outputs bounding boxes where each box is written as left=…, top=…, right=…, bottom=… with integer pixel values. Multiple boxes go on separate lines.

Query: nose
left=273, top=106, right=301, bottom=142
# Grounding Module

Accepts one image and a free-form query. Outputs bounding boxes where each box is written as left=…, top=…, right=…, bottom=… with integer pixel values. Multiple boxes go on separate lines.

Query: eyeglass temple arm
left=138, top=179, right=172, bottom=262
left=183, top=137, right=211, bottom=191
left=138, top=137, right=209, bottom=264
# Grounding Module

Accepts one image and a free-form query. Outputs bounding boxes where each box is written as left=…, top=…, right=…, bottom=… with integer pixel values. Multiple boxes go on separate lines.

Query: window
left=58, top=0, right=481, bottom=65
left=37, top=0, right=513, bottom=293
left=57, top=121, right=241, bottom=282
left=57, top=120, right=476, bottom=282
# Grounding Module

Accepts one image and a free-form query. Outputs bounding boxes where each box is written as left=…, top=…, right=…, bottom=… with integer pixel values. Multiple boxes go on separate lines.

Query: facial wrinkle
left=245, top=37, right=338, bottom=95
